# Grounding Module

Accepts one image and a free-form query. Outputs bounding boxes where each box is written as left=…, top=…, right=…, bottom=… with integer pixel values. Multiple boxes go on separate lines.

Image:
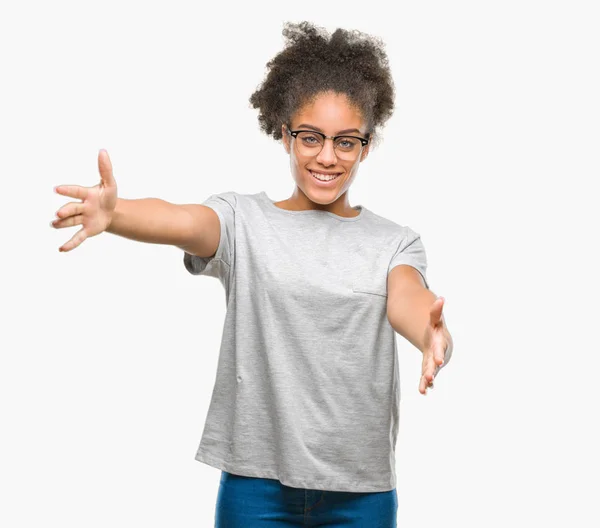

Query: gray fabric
left=183, top=191, right=428, bottom=492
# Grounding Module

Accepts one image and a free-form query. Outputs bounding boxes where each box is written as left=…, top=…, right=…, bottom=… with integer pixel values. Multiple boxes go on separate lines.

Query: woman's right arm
left=106, top=198, right=220, bottom=260
left=51, top=149, right=220, bottom=258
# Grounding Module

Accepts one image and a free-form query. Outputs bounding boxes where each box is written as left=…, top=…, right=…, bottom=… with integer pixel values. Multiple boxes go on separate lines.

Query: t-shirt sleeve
left=387, top=227, right=429, bottom=289
left=182, top=191, right=237, bottom=283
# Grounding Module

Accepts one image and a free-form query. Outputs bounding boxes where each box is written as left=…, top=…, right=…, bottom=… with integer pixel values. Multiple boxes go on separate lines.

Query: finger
left=435, top=338, right=447, bottom=367
left=423, top=354, right=436, bottom=383
left=419, top=374, right=434, bottom=395
left=443, top=332, right=453, bottom=365
left=429, top=297, right=445, bottom=327
left=426, top=368, right=435, bottom=384
left=51, top=214, right=83, bottom=229
left=419, top=369, right=433, bottom=395
left=59, top=227, right=88, bottom=252
left=98, top=149, right=116, bottom=188
left=54, top=185, right=89, bottom=201
left=425, top=371, right=434, bottom=386
left=429, top=325, right=447, bottom=367
left=55, top=201, right=85, bottom=220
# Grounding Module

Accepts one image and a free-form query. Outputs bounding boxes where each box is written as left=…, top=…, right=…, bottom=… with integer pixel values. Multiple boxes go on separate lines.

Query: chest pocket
left=349, top=244, right=391, bottom=299
left=352, top=278, right=388, bottom=298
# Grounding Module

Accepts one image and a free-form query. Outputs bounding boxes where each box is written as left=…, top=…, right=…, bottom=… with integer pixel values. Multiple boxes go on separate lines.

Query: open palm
left=51, top=149, right=118, bottom=252
left=419, top=297, right=453, bottom=394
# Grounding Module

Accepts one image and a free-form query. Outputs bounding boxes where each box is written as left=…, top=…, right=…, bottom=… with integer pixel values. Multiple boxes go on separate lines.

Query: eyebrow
left=295, top=123, right=364, bottom=136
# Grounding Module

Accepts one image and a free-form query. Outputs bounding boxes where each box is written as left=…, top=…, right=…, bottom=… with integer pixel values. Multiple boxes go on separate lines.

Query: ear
left=359, top=143, right=371, bottom=162
left=282, top=124, right=291, bottom=154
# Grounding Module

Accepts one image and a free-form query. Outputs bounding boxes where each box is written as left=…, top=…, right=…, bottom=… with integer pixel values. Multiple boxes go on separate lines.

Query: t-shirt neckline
left=259, top=191, right=364, bottom=222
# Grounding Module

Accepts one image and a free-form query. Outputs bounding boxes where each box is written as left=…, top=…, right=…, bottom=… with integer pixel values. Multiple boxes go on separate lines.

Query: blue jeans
left=215, top=470, right=398, bottom=527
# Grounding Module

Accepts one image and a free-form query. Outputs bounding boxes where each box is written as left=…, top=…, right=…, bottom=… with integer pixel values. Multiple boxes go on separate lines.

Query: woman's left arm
left=387, top=264, right=454, bottom=395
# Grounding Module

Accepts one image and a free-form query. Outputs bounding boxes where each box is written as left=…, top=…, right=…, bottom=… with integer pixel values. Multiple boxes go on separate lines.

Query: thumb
left=98, top=149, right=116, bottom=188
left=429, top=296, right=444, bottom=326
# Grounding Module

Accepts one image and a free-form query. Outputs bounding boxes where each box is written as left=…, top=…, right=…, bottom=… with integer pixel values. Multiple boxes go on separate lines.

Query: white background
left=2, top=0, right=599, bottom=526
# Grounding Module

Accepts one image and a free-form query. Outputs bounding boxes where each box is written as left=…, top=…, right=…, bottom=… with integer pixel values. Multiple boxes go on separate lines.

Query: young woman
left=51, top=21, right=453, bottom=528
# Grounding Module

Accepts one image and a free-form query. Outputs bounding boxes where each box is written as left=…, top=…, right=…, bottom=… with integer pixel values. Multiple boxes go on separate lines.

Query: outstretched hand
left=419, top=297, right=452, bottom=395
left=51, top=149, right=118, bottom=252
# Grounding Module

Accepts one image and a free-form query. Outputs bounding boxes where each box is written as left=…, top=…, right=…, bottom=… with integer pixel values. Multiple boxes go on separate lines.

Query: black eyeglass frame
left=286, top=127, right=370, bottom=148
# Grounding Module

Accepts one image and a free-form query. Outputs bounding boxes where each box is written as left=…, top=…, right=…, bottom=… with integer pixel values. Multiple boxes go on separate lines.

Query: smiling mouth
left=310, top=170, right=342, bottom=182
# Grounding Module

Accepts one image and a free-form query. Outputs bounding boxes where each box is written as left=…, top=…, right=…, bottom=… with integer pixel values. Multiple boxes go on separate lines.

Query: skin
left=420, top=297, right=452, bottom=394
left=278, top=91, right=371, bottom=218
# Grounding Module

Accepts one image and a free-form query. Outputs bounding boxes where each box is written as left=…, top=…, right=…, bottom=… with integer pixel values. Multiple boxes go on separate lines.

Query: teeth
left=311, top=171, right=339, bottom=182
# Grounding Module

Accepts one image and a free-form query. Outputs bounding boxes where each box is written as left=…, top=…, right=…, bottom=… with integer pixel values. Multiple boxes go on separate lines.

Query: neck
left=273, top=187, right=359, bottom=218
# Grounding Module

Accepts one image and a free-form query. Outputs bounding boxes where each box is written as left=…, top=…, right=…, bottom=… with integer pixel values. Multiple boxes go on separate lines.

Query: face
left=281, top=91, right=370, bottom=207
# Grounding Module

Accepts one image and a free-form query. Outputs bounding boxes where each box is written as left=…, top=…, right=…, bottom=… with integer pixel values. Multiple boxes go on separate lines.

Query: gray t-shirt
left=183, top=190, right=428, bottom=492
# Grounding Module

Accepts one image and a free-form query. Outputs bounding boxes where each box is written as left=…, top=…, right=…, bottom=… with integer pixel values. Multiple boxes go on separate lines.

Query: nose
left=315, top=138, right=337, bottom=167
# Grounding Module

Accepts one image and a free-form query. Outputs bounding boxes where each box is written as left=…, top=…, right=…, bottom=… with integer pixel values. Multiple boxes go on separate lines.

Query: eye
left=297, top=132, right=322, bottom=146
left=336, top=137, right=359, bottom=151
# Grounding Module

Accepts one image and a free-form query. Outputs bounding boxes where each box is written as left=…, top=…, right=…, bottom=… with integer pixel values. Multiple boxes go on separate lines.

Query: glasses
left=286, top=127, right=369, bottom=161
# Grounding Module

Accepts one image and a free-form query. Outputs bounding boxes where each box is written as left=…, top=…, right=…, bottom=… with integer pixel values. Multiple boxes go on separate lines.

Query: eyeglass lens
left=294, top=131, right=363, bottom=161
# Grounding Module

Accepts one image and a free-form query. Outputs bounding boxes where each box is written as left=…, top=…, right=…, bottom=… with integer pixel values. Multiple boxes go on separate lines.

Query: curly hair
left=249, top=21, right=395, bottom=147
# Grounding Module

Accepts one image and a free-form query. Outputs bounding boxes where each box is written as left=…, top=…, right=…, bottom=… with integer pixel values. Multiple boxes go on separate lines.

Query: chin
left=303, top=184, right=339, bottom=204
